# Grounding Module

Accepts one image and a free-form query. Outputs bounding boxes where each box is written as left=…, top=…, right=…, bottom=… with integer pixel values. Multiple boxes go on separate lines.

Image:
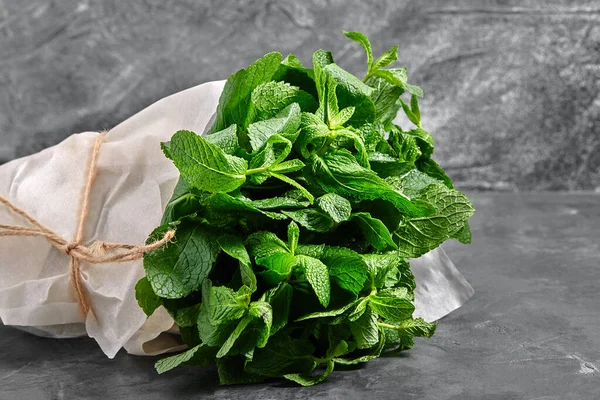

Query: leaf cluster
left=137, top=31, right=475, bottom=386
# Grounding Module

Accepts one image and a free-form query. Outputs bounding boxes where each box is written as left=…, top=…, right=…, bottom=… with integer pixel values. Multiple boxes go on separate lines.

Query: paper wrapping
left=0, top=80, right=473, bottom=358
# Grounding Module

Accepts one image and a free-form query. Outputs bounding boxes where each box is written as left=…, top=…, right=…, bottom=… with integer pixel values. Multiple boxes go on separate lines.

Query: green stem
left=245, top=166, right=269, bottom=176
left=317, top=134, right=336, bottom=156
left=377, top=321, right=399, bottom=330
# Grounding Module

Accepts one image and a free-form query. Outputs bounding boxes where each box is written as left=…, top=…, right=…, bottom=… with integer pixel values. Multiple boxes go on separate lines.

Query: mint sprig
left=136, top=30, right=475, bottom=386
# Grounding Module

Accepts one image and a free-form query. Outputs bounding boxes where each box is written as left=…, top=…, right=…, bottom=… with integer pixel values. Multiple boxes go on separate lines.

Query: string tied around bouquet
left=0, top=132, right=174, bottom=318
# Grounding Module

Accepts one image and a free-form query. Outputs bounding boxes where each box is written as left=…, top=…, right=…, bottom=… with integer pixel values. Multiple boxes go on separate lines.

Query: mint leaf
left=321, top=246, right=368, bottom=296
left=343, top=30, right=373, bottom=71
left=246, top=231, right=290, bottom=258
left=204, top=280, right=252, bottom=323
left=218, top=234, right=256, bottom=291
left=295, top=299, right=359, bottom=322
left=284, top=360, right=334, bottom=387
left=417, top=158, right=454, bottom=189
left=311, top=149, right=434, bottom=217
left=282, top=209, right=334, bottom=232
left=162, top=130, right=247, bottom=193
left=373, top=45, right=399, bottom=70
left=369, top=288, right=415, bottom=322
left=135, top=277, right=162, bottom=317
left=350, top=306, right=380, bottom=349
left=288, top=221, right=300, bottom=255
left=394, top=184, right=475, bottom=259
left=144, top=222, right=219, bottom=299
left=265, top=282, right=293, bottom=335
left=252, top=81, right=317, bottom=119
left=210, top=52, right=282, bottom=133
left=256, top=252, right=296, bottom=285
left=297, top=255, right=331, bottom=307
left=351, top=212, right=397, bottom=251
left=204, top=124, right=240, bottom=155
left=246, top=334, right=316, bottom=377
left=155, top=344, right=216, bottom=374
left=247, top=103, right=301, bottom=152
left=316, top=193, right=352, bottom=223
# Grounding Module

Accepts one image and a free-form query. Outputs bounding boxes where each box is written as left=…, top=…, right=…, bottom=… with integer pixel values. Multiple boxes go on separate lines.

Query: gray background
left=1, top=0, right=599, bottom=191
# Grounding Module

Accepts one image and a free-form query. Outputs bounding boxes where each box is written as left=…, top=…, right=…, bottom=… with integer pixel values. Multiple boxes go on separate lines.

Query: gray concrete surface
left=1, top=191, right=599, bottom=399
left=1, top=1, right=600, bottom=190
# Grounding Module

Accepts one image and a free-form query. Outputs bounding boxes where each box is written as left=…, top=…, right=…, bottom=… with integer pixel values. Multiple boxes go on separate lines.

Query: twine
left=0, top=132, right=174, bottom=317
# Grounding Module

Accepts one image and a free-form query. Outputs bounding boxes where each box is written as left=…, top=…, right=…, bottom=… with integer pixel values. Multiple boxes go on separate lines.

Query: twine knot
left=0, top=132, right=174, bottom=317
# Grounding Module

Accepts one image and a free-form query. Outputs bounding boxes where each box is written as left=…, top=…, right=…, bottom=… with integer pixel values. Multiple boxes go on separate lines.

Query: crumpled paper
left=0, top=80, right=474, bottom=358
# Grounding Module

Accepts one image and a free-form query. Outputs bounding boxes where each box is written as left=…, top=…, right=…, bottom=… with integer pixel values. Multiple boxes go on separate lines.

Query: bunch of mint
left=136, top=31, right=475, bottom=386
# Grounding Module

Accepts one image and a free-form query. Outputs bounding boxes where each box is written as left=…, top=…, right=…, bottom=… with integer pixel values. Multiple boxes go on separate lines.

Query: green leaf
left=271, top=173, right=315, bottom=204
left=245, top=334, right=316, bottom=377
left=373, top=68, right=424, bottom=97
left=343, top=30, right=373, bottom=70
left=385, top=317, right=437, bottom=338
left=204, top=124, right=240, bottom=155
left=316, top=193, right=352, bottom=223
left=135, top=277, right=162, bottom=317
left=410, top=93, right=421, bottom=122
left=453, top=222, right=473, bottom=244
left=246, top=231, right=290, bottom=258
left=252, top=81, right=317, bottom=119
left=197, top=303, right=236, bottom=347
left=162, top=130, right=247, bottom=193
left=311, top=149, right=434, bottom=217
left=361, top=252, right=403, bottom=289
left=369, top=288, right=415, bottom=322
left=297, top=112, right=331, bottom=159
left=348, top=297, right=369, bottom=321
left=203, top=192, right=287, bottom=221
left=248, top=301, right=273, bottom=348
left=217, top=357, right=265, bottom=385
left=256, top=252, right=297, bottom=285
left=351, top=212, right=397, bottom=251
left=210, top=52, right=282, bottom=133
left=373, top=45, right=399, bottom=70
left=160, top=177, right=202, bottom=225
left=368, top=77, right=403, bottom=126
left=284, top=360, right=334, bottom=386
left=295, top=299, right=359, bottom=322
left=388, top=127, right=422, bottom=165
left=204, top=280, right=252, bottom=324
left=401, top=99, right=420, bottom=127
left=288, top=221, right=300, bottom=255
left=388, top=169, right=440, bottom=200
left=333, top=327, right=385, bottom=365
left=417, top=158, right=454, bottom=189
left=144, top=222, right=220, bottom=299
left=216, top=314, right=253, bottom=358
left=368, top=152, right=412, bottom=179
left=321, top=246, right=369, bottom=296
left=407, top=127, right=434, bottom=158
left=247, top=103, right=301, bottom=152
left=322, top=63, right=375, bottom=126
left=297, top=255, right=331, bottom=308
left=350, top=306, right=380, bottom=349
left=217, top=234, right=256, bottom=291
left=330, top=106, right=355, bottom=128
left=394, top=184, right=475, bottom=259
left=249, top=195, right=309, bottom=210
left=155, top=344, right=215, bottom=374
left=265, top=282, right=293, bottom=335
left=173, top=304, right=201, bottom=327
left=271, top=159, right=305, bottom=174
left=282, top=208, right=334, bottom=232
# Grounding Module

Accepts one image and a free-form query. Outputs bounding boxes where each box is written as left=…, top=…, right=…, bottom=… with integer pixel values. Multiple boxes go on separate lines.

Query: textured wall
left=0, top=0, right=598, bottom=190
